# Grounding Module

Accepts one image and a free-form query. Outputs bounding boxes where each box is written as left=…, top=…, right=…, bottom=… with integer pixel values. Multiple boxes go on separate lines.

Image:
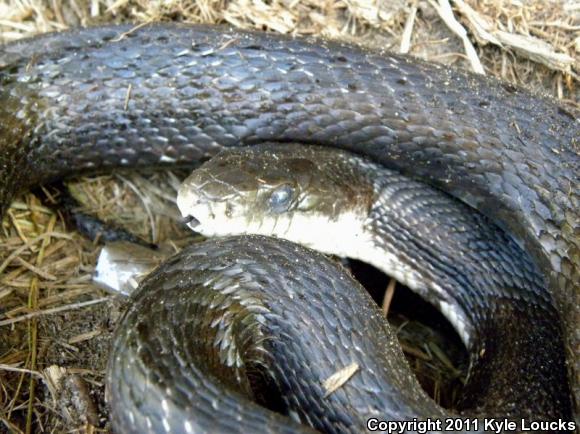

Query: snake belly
left=0, top=23, right=578, bottom=428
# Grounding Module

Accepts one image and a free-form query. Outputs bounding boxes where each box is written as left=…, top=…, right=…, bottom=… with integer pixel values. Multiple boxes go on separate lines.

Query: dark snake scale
left=0, top=23, right=578, bottom=432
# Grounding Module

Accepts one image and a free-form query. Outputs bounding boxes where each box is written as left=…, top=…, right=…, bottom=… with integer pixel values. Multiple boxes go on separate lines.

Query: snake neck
left=356, top=171, right=571, bottom=419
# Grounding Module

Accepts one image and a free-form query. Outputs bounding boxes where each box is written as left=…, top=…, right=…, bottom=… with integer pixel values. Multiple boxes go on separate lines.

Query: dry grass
left=0, top=0, right=577, bottom=432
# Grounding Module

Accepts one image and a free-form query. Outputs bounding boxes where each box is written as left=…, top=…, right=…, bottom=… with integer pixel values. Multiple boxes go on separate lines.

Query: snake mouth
left=182, top=214, right=201, bottom=228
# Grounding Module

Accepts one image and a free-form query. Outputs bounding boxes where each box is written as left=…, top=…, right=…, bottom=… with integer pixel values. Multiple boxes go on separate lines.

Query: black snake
left=0, top=23, right=577, bottom=432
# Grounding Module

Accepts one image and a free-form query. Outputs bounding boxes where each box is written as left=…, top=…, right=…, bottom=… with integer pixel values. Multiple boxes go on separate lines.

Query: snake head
left=176, top=143, right=374, bottom=256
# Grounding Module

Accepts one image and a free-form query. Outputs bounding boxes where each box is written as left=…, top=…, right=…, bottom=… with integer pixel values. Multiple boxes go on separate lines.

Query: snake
left=171, top=143, right=571, bottom=426
left=0, top=23, right=577, bottom=432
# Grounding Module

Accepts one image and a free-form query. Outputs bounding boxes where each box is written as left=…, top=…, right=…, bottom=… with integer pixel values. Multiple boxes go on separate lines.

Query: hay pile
left=0, top=1, right=577, bottom=432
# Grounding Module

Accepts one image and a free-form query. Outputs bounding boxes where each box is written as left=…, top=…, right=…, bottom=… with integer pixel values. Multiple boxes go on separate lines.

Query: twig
left=399, top=3, right=418, bottom=54
left=0, top=298, right=110, bottom=327
left=14, top=257, right=57, bottom=281
left=429, top=0, right=485, bottom=74
left=0, top=364, right=45, bottom=380
left=110, top=21, right=151, bottom=42
left=452, top=0, right=575, bottom=76
left=123, top=84, right=132, bottom=111
left=381, top=278, right=397, bottom=316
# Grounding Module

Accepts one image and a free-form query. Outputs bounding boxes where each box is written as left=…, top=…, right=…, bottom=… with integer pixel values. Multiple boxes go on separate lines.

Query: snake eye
left=269, top=185, right=294, bottom=213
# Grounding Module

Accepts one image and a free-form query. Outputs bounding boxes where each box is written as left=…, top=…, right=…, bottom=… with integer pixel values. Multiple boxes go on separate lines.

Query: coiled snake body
left=0, top=24, right=578, bottom=432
